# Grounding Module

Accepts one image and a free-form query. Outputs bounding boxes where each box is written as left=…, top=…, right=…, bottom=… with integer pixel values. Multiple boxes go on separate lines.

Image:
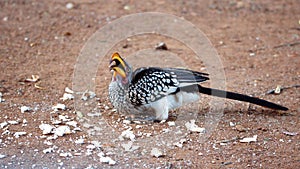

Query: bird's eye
left=109, top=61, right=117, bottom=70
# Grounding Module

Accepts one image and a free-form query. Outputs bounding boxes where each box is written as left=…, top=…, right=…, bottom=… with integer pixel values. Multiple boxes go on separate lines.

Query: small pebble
left=123, top=5, right=130, bottom=10
left=282, top=131, right=297, bottom=136
left=66, top=2, right=74, bottom=9
left=66, top=121, right=77, bottom=127
left=99, top=156, right=116, bottom=165
left=150, top=148, right=164, bottom=158
left=167, top=121, right=175, bottom=126
left=2, top=16, right=8, bottom=21
left=91, top=141, right=101, bottom=148
left=59, top=152, right=72, bottom=157
left=240, top=135, right=257, bottom=143
left=120, top=129, right=135, bottom=141
left=185, top=120, right=205, bottom=133
left=75, top=138, right=85, bottom=144
left=0, top=121, right=8, bottom=128
left=155, top=42, right=168, bottom=50
left=52, top=103, right=66, bottom=111
left=274, top=85, right=281, bottom=94
left=53, top=126, right=71, bottom=136
left=249, top=53, right=255, bottom=56
left=86, top=144, right=96, bottom=149
left=8, top=120, right=19, bottom=125
left=21, top=106, right=31, bottom=113
left=0, top=92, right=4, bottom=102
left=229, top=122, right=235, bottom=127
left=43, top=147, right=55, bottom=154
left=14, top=132, right=27, bottom=138
left=60, top=93, right=74, bottom=101
left=135, top=125, right=142, bottom=129
left=39, top=124, right=55, bottom=135
left=235, top=124, right=247, bottom=132
left=123, top=120, right=131, bottom=124
left=65, top=87, right=74, bottom=93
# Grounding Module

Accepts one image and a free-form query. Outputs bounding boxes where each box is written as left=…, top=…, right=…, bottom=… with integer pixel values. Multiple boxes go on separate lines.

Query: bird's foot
left=125, top=115, right=157, bottom=123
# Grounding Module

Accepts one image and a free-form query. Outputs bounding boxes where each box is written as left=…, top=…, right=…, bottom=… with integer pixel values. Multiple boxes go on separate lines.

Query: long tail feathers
left=197, top=85, right=288, bottom=111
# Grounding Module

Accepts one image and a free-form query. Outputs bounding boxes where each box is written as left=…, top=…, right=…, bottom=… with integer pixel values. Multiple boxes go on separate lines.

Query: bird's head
left=109, top=52, right=132, bottom=84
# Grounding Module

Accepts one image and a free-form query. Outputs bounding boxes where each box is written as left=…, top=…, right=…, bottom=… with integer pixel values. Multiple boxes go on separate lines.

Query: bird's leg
left=125, top=115, right=157, bottom=123
left=124, top=107, right=158, bottom=122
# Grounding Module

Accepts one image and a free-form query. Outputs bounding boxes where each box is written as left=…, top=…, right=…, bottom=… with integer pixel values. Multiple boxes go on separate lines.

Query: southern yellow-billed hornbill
left=108, top=52, right=288, bottom=121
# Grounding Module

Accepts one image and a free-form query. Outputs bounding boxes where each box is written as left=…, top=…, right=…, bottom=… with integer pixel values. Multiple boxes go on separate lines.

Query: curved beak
left=110, top=65, right=127, bottom=78
left=110, top=52, right=126, bottom=70
left=109, top=52, right=127, bottom=79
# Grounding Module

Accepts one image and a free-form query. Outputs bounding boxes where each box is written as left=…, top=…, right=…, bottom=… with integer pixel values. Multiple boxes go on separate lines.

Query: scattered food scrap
left=20, top=106, right=31, bottom=113
left=13, top=131, right=27, bottom=138
left=81, top=90, right=96, bottom=101
left=0, top=121, right=8, bottom=128
left=43, top=146, right=57, bottom=154
left=282, top=130, right=298, bottom=136
left=74, top=138, right=85, bottom=144
left=167, top=121, right=176, bottom=127
left=229, top=122, right=235, bottom=127
left=119, top=128, right=135, bottom=141
left=60, top=93, right=74, bottom=101
left=0, top=92, right=4, bottom=102
left=65, top=87, right=74, bottom=93
left=185, top=120, right=205, bottom=133
left=25, top=75, right=39, bottom=82
left=240, top=135, right=257, bottom=143
left=90, top=141, right=102, bottom=149
left=122, top=119, right=131, bottom=124
left=58, top=115, right=70, bottom=122
left=52, top=103, right=66, bottom=111
left=7, top=120, right=19, bottom=125
left=59, top=152, right=72, bottom=157
left=266, top=84, right=299, bottom=95
left=0, top=154, right=6, bottom=159
left=174, top=138, right=187, bottom=148
left=274, top=85, right=281, bottom=94
left=98, top=152, right=116, bottom=165
left=53, top=126, right=71, bottom=136
left=121, top=141, right=139, bottom=152
left=150, top=148, right=165, bottom=158
left=99, top=156, right=116, bottom=165
left=39, top=124, right=55, bottom=135
left=66, top=121, right=78, bottom=127
left=34, top=83, right=44, bottom=89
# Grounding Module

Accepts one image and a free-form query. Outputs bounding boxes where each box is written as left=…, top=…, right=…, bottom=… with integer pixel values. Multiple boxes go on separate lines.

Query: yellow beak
left=111, top=52, right=127, bottom=70
left=112, top=66, right=127, bottom=78
left=110, top=52, right=127, bottom=79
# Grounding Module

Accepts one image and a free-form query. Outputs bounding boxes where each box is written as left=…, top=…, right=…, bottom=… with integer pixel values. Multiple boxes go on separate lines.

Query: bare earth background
left=0, top=0, right=299, bottom=168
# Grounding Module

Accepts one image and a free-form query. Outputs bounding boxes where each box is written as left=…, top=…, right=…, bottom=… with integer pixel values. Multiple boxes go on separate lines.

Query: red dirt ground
left=0, top=0, right=299, bottom=168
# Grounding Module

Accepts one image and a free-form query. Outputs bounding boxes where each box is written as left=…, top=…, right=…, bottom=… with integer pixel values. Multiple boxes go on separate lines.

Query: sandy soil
left=0, top=0, right=299, bottom=168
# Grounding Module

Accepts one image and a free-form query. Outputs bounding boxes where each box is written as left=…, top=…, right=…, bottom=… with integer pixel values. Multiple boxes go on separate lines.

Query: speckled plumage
left=109, top=65, right=209, bottom=120
left=108, top=52, right=288, bottom=121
